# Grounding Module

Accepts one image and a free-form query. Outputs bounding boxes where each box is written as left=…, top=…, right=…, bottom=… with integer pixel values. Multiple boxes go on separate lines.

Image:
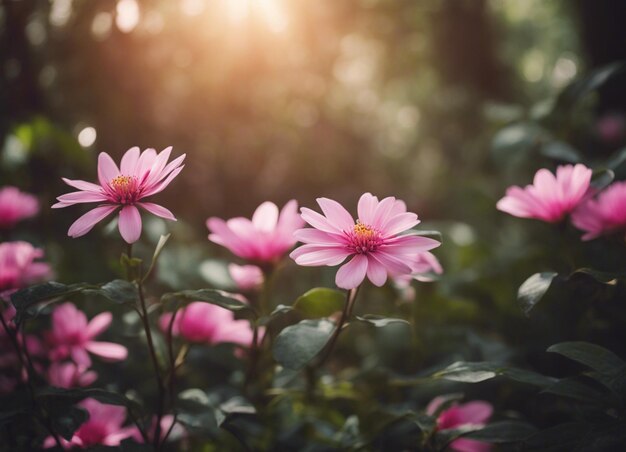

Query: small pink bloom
left=48, top=362, right=97, bottom=388
left=0, top=186, right=39, bottom=229
left=228, top=264, right=264, bottom=291
left=596, top=113, right=625, bottom=144
left=47, top=303, right=127, bottom=367
left=53, top=146, right=185, bottom=244
left=0, top=241, right=52, bottom=299
left=159, top=302, right=255, bottom=347
left=427, top=397, right=494, bottom=452
left=497, top=164, right=592, bottom=223
left=44, top=398, right=135, bottom=449
left=207, top=200, right=304, bottom=263
left=571, top=181, right=626, bottom=240
left=290, top=193, right=440, bottom=290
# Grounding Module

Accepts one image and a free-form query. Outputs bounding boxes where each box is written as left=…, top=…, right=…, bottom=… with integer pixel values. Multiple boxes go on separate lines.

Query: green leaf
left=143, top=233, right=171, bottom=281
left=177, top=389, right=217, bottom=432
left=590, top=168, right=614, bottom=192
left=433, top=361, right=557, bottom=387
left=272, top=319, right=335, bottom=370
left=463, top=421, right=538, bottom=443
left=258, top=304, right=294, bottom=326
left=411, top=229, right=443, bottom=243
left=162, top=289, right=257, bottom=318
left=541, top=141, right=582, bottom=163
left=51, top=405, right=88, bottom=441
left=523, top=422, right=593, bottom=450
left=542, top=378, right=614, bottom=406
left=517, top=272, right=558, bottom=316
left=10, top=282, right=97, bottom=323
left=569, top=268, right=622, bottom=285
left=293, top=288, right=345, bottom=318
left=36, top=387, right=142, bottom=412
left=355, top=315, right=410, bottom=328
left=547, top=342, right=626, bottom=394
left=215, top=397, right=256, bottom=427
left=88, top=280, right=138, bottom=305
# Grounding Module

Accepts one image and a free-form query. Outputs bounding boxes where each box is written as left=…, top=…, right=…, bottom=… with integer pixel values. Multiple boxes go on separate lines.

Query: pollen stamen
left=348, top=220, right=382, bottom=254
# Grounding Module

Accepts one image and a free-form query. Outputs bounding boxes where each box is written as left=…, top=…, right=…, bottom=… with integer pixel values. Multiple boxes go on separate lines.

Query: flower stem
left=316, top=287, right=359, bottom=369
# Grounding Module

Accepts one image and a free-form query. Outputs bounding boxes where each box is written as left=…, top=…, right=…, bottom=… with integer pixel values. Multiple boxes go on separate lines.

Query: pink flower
left=228, top=264, right=264, bottom=291
left=571, top=181, right=626, bottom=240
left=44, top=398, right=135, bottom=449
left=48, top=362, right=97, bottom=388
left=0, top=186, right=39, bottom=228
left=290, top=193, right=440, bottom=290
left=53, top=146, right=185, bottom=244
left=47, top=303, right=128, bottom=367
left=427, top=397, right=494, bottom=452
left=496, top=164, right=592, bottom=223
left=0, top=241, right=52, bottom=299
left=159, top=302, right=255, bottom=346
left=207, top=200, right=304, bottom=263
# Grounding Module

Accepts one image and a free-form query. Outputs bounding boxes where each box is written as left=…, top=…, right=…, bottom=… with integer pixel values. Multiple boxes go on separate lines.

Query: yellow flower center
left=110, top=175, right=134, bottom=190
left=353, top=220, right=375, bottom=239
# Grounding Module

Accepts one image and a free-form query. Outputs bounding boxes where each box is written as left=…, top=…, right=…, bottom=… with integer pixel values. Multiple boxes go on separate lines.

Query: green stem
left=315, top=287, right=358, bottom=369
left=162, top=304, right=181, bottom=444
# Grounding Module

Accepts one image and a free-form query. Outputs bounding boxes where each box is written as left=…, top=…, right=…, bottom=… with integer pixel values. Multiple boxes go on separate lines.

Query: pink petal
left=71, top=347, right=92, bottom=367
left=316, top=198, right=354, bottom=231
left=252, top=201, right=279, bottom=232
left=335, top=254, right=368, bottom=289
left=118, top=205, right=142, bottom=244
left=120, top=146, right=140, bottom=175
left=142, top=165, right=184, bottom=197
left=277, top=199, right=305, bottom=233
left=61, top=178, right=103, bottom=192
left=294, top=228, right=345, bottom=244
left=290, top=245, right=350, bottom=266
left=381, top=212, right=419, bottom=237
left=370, top=251, right=412, bottom=275
left=56, top=191, right=108, bottom=205
left=85, top=341, right=128, bottom=361
left=366, top=255, right=388, bottom=286
left=449, top=438, right=492, bottom=452
left=136, top=148, right=158, bottom=179
left=372, top=196, right=397, bottom=229
left=145, top=146, right=173, bottom=185
left=97, top=152, right=120, bottom=186
left=137, top=202, right=176, bottom=221
left=86, top=312, right=112, bottom=338
left=453, top=401, right=493, bottom=425
left=68, top=205, right=118, bottom=238
left=300, top=207, right=343, bottom=234
left=357, top=193, right=378, bottom=225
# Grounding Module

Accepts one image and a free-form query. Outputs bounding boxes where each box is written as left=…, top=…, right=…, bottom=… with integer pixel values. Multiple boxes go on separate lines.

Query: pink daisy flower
left=47, top=361, right=97, bottom=388
left=427, top=397, right=494, bottom=452
left=496, top=164, right=592, bottom=223
left=52, top=146, right=185, bottom=244
left=0, top=186, right=39, bottom=229
left=207, top=200, right=304, bottom=263
left=0, top=241, right=52, bottom=300
left=159, top=302, right=255, bottom=347
left=290, top=193, right=440, bottom=290
left=47, top=303, right=128, bottom=367
left=571, top=181, right=626, bottom=240
left=228, top=264, right=264, bottom=291
left=44, top=398, right=135, bottom=449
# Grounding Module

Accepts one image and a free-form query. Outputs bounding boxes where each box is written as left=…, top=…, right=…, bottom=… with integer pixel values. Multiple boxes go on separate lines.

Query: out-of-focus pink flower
left=159, top=302, right=255, bottom=346
left=47, top=303, right=127, bottom=367
left=0, top=241, right=52, bottom=299
left=48, top=362, right=97, bottom=388
left=571, top=181, right=626, bottom=240
left=596, top=113, right=625, bottom=144
left=52, top=146, right=185, bottom=244
left=207, top=200, right=304, bottom=263
left=228, top=264, right=264, bottom=291
left=44, top=398, right=135, bottom=449
left=427, top=397, right=494, bottom=452
left=0, top=186, right=39, bottom=229
left=290, top=193, right=440, bottom=290
left=496, top=164, right=592, bottom=223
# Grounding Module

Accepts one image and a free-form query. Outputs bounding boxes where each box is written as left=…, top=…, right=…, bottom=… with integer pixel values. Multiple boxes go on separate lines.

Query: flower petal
left=97, top=152, right=120, bottom=186
left=85, top=341, right=128, bottom=361
left=118, top=205, right=142, bottom=244
left=62, top=178, right=103, bottom=193
left=86, top=312, right=112, bottom=338
left=56, top=191, right=108, bottom=205
left=335, top=254, right=368, bottom=289
left=317, top=198, right=354, bottom=231
left=68, top=205, right=118, bottom=238
left=120, top=146, right=141, bottom=175
left=137, top=202, right=176, bottom=221
left=290, top=245, right=350, bottom=266
left=366, top=255, right=388, bottom=286
left=300, top=207, right=342, bottom=234
left=252, top=201, right=279, bottom=232
left=357, top=192, right=378, bottom=224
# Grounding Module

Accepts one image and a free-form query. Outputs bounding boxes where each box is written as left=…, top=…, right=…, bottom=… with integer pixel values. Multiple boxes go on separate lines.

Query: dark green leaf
left=162, top=289, right=257, bottom=318
left=590, top=168, right=614, bottom=192
left=541, top=141, right=582, bottom=163
left=10, top=282, right=96, bottom=323
left=517, top=272, right=558, bottom=316
left=293, top=288, right=345, bottom=318
left=177, top=389, right=217, bottom=432
left=355, top=315, right=410, bottom=328
left=433, top=361, right=557, bottom=386
left=258, top=304, right=294, bottom=326
left=547, top=342, right=626, bottom=394
left=542, top=377, right=613, bottom=406
left=51, top=405, right=88, bottom=441
left=463, top=421, right=538, bottom=443
left=215, top=397, right=256, bottom=427
left=523, top=422, right=593, bottom=450
left=88, top=280, right=138, bottom=305
left=569, top=268, right=621, bottom=285
left=272, top=319, right=335, bottom=370
left=36, top=387, right=142, bottom=412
